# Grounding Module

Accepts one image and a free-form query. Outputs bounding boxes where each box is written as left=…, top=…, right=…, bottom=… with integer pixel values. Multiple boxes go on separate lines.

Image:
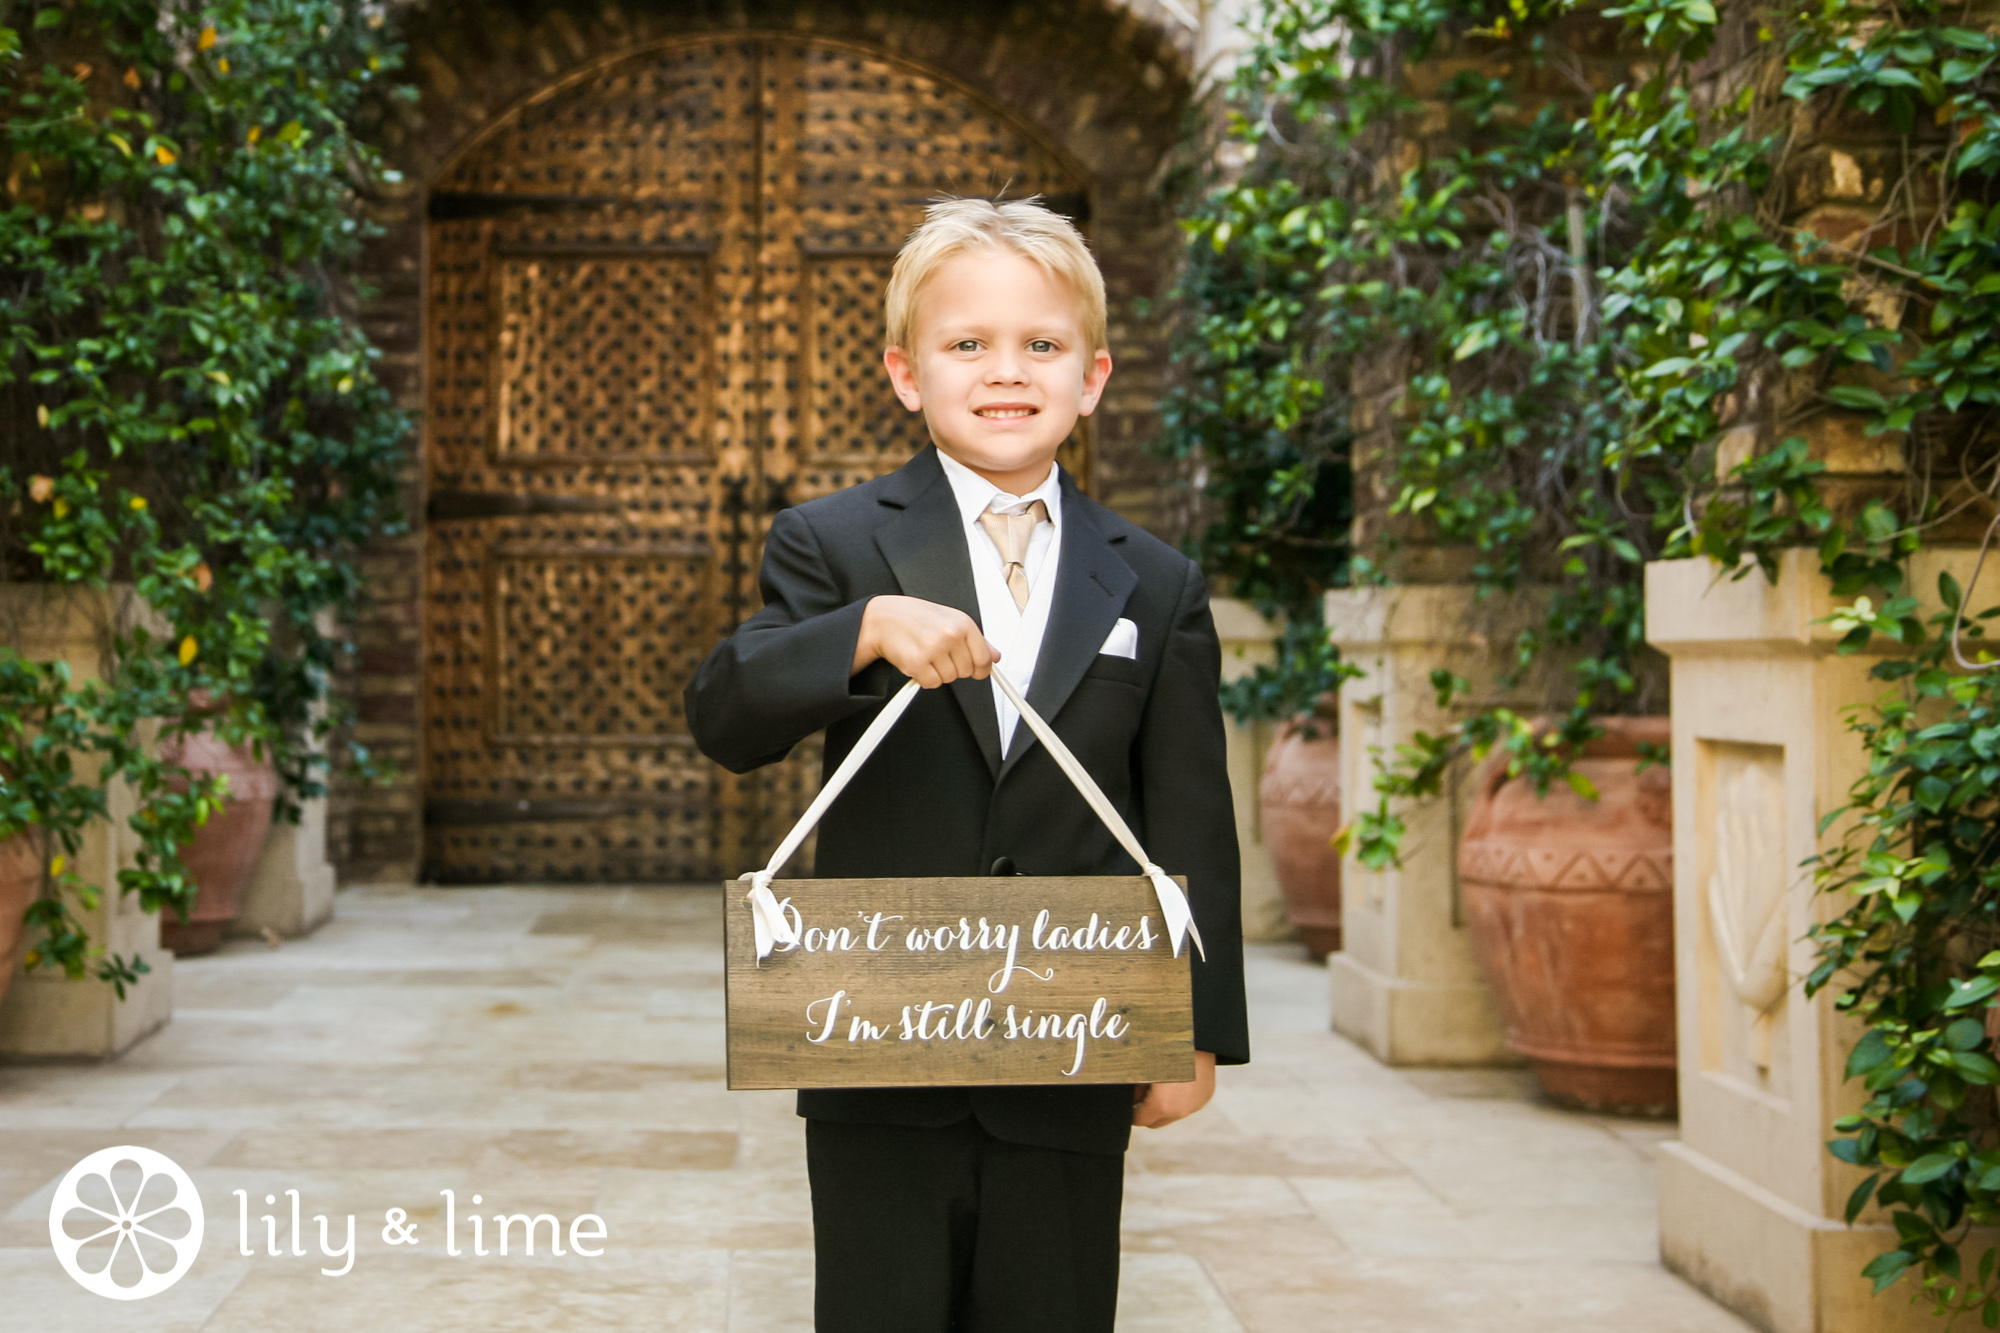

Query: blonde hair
left=884, top=197, right=1108, bottom=354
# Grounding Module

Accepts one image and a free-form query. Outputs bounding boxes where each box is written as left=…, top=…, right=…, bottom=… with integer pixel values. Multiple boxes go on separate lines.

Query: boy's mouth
left=974, top=404, right=1038, bottom=419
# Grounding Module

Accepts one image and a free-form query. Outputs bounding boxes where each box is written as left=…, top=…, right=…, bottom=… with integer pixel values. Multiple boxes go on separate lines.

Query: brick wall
left=1684, top=7, right=1963, bottom=541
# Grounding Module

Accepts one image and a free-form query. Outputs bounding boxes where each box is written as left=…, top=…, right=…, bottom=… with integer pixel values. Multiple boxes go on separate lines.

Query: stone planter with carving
left=1259, top=715, right=1342, bottom=960
left=158, top=729, right=279, bottom=957
left=1457, top=718, right=1677, bottom=1114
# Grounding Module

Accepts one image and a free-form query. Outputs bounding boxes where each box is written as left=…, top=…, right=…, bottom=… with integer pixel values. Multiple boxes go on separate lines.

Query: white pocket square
left=1098, top=618, right=1139, bottom=659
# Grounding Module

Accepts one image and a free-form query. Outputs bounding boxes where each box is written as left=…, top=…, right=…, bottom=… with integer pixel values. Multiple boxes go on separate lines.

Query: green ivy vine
left=0, top=0, right=408, bottom=991
left=1172, top=0, right=2000, bottom=1316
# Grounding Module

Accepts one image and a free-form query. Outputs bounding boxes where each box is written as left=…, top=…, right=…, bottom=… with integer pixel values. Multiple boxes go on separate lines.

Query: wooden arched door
left=420, top=37, right=1092, bottom=883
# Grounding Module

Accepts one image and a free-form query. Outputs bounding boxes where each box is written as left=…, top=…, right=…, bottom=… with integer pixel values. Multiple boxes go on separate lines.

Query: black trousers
left=805, top=1116, right=1126, bottom=1333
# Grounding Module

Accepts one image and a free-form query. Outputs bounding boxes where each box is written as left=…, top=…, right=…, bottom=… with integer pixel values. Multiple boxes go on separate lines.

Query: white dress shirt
left=934, top=449, right=1062, bottom=758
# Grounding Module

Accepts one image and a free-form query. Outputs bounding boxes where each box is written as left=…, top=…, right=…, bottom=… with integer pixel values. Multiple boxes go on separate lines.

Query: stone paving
left=0, top=884, right=1753, bottom=1331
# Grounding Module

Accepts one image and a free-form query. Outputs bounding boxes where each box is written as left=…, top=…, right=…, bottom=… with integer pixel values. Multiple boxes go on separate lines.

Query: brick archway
left=336, top=0, right=1196, bottom=884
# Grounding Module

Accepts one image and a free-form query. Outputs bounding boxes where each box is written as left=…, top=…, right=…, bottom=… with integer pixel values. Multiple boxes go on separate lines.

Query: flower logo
left=49, top=1145, right=204, bottom=1299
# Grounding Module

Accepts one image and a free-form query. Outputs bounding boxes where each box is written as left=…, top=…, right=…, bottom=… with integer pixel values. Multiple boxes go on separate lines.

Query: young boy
left=685, top=198, right=1248, bottom=1332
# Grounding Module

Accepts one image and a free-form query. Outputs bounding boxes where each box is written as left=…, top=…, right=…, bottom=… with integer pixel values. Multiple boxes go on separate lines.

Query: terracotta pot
left=157, top=729, right=279, bottom=957
left=0, top=832, right=40, bottom=1007
left=1259, top=716, right=1343, bottom=960
left=1457, top=717, right=1677, bottom=1115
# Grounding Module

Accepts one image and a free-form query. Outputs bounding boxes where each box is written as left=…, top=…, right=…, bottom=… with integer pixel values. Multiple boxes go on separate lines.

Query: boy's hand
left=1132, top=1050, right=1217, bottom=1129
left=853, top=595, right=1001, bottom=688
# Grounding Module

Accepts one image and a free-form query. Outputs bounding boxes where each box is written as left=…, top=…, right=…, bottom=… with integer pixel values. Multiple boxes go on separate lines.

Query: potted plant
left=156, top=720, right=279, bottom=956
left=1213, top=620, right=1356, bottom=959
left=1258, top=703, right=1343, bottom=959
left=1456, top=717, right=1675, bottom=1113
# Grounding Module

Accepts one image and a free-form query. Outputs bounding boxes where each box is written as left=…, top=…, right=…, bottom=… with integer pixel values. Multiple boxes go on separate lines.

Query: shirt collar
left=935, top=448, right=1063, bottom=526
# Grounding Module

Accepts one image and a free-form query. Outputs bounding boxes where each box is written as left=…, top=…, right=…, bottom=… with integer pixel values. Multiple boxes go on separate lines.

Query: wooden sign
left=724, top=876, right=1194, bottom=1089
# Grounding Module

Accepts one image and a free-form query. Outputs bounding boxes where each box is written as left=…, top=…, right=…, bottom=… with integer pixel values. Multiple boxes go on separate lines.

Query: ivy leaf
left=1863, top=1249, right=1916, bottom=1293
left=1944, top=975, right=1998, bottom=1008
left=1940, top=1244, right=1965, bottom=1279
left=1453, top=325, right=1498, bottom=360
left=1902, top=1153, right=1962, bottom=1184
left=1845, top=1174, right=1879, bottom=1223
left=1860, top=504, right=1900, bottom=545
left=1948, top=1051, right=2000, bottom=1084
left=1828, top=385, right=1889, bottom=410
left=1944, top=1017, right=1987, bottom=1050
left=1848, top=1029, right=1893, bottom=1077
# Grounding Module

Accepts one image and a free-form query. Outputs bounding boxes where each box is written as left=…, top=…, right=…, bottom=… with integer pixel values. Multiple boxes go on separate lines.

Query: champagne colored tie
left=977, top=499, right=1048, bottom=610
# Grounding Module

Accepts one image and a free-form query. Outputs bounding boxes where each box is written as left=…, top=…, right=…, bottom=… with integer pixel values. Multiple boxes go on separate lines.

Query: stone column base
left=1326, top=583, right=1537, bottom=1066
left=1648, top=551, right=2000, bottom=1332
left=1212, top=598, right=1298, bottom=946
left=1327, top=950, right=1516, bottom=1065
left=0, top=585, right=174, bottom=1061
left=229, top=796, right=336, bottom=940
left=0, top=957, right=173, bottom=1062
left=0, top=875, right=173, bottom=1061
left=1660, top=1141, right=1991, bottom=1333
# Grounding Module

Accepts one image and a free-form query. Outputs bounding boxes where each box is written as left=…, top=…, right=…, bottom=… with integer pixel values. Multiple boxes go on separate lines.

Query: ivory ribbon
left=738, top=668, right=1204, bottom=963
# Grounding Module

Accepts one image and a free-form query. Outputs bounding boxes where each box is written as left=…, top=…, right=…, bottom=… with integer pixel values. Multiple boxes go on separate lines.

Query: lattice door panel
left=487, top=551, right=710, bottom=744
left=800, top=254, right=930, bottom=497
left=493, top=254, right=714, bottom=461
left=422, top=35, right=1091, bottom=883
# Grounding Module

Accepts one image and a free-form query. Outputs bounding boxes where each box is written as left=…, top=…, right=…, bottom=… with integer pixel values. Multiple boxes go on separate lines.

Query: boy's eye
left=1029, top=339, right=1056, bottom=353
left=952, top=339, right=980, bottom=352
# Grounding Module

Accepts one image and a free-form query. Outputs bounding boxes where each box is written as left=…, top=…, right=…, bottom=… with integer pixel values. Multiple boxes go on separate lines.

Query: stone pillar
left=1211, top=597, right=1294, bottom=944
left=0, top=587, right=173, bottom=1060
left=232, top=638, right=337, bottom=940
left=229, top=793, right=336, bottom=940
left=1323, top=584, right=1514, bottom=1064
left=1647, top=550, right=1992, bottom=1333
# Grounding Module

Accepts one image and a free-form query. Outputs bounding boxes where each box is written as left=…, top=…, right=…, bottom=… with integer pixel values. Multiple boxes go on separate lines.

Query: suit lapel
left=873, top=448, right=1003, bottom=776
left=999, top=474, right=1138, bottom=780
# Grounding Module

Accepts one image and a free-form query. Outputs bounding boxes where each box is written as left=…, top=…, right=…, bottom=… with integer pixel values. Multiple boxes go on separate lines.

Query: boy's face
left=882, top=249, right=1113, bottom=494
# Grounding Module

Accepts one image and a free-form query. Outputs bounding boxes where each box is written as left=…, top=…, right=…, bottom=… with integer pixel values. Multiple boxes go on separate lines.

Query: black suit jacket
left=685, top=446, right=1249, bottom=1156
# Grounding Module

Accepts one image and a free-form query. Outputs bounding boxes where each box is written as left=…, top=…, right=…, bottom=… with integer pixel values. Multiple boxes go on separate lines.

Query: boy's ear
left=1077, top=348, right=1114, bottom=418
left=882, top=346, right=923, bottom=412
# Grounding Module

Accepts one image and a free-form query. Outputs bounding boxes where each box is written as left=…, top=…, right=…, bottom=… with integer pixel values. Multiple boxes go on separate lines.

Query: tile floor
left=0, top=884, right=1752, bottom=1331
